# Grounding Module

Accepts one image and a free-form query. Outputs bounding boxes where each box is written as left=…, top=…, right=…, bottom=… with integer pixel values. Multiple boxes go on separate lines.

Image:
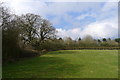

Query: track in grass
left=3, top=50, right=118, bottom=78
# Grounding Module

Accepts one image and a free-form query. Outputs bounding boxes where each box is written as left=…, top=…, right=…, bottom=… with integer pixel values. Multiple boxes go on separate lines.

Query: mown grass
left=2, top=50, right=118, bottom=78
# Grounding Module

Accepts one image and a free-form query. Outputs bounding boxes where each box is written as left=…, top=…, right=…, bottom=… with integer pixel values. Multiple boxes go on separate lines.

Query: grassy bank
left=3, top=50, right=118, bottom=78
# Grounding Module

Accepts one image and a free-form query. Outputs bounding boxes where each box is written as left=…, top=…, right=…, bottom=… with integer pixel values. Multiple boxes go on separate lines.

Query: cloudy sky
left=2, top=0, right=118, bottom=39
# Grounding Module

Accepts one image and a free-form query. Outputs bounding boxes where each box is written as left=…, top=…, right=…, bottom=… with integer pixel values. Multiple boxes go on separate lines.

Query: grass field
left=3, top=50, right=118, bottom=78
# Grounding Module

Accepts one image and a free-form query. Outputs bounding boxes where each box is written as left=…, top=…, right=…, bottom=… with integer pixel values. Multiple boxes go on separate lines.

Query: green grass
left=3, top=50, right=118, bottom=78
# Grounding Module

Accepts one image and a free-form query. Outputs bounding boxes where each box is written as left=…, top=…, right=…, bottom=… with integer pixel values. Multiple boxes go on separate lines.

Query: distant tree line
left=40, top=35, right=120, bottom=51
left=1, top=3, right=120, bottom=62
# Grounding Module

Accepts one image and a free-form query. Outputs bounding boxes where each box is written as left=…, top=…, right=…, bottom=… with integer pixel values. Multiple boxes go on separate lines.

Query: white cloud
left=1, top=0, right=118, bottom=39
left=2, top=1, right=103, bottom=16
left=47, top=0, right=118, bottom=2
left=76, top=14, right=90, bottom=20
left=56, top=28, right=82, bottom=39
left=57, top=18, right=118, bottom=39
left=82, top=19, right=118, bottom=38
left=102, top=2, right=117, bottom=12
left=1, top=0, right=48, bottom=17
left=99, top=2, right=118, bottom=20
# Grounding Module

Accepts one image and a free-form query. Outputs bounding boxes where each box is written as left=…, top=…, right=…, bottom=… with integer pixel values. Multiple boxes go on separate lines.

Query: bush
left=19, top=49, right=40, bottom=58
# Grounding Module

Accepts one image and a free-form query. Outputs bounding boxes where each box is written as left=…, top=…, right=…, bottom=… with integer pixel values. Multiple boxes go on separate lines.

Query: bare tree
left=20, top=13, right=41, bottom=46
left=19, top=13, right=56, bottom=49
left=38, top=19, right=56, bottom=41
left=1, top=3, right=22, bottom=61
left=0, top=2, right=12, bottom=30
